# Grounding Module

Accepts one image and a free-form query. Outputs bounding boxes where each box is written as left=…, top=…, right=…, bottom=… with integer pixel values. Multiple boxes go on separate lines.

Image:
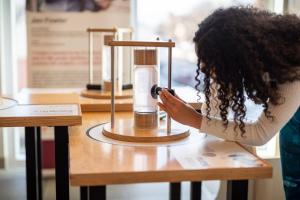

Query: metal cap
left=134, top=49, right=157, bottom=65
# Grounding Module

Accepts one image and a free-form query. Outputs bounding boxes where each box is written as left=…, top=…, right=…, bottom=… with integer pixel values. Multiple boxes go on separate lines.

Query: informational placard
left=26, top=0, right=130, bottom=88
left=0, top=104, right=82, bottom=131
left=28, top=104, right=79, bottom=116
left=0, top=104, right=80, bottom=117
left=172, top=140, right=262, bottom=169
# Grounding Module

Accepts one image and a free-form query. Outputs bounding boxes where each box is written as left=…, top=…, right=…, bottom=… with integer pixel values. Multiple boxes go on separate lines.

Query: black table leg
left=55, top=126, right=69, bottom=200
left=191, top=181, right=202, bottom=200
left=25, top=126, right=42, bottom=200
left=89, top=186, right=106, bottom=200
left=170, top=182, right=181, bottom=200
left=36, top=127, right=42, bottom=200
left=80, top=187, right=88, bottom=200
left=227, top=180, right=248, bottom=200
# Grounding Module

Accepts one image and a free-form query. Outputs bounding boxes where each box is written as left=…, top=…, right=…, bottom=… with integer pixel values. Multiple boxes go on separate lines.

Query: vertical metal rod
left=89, top=32, right=93, bottom=84
left=283, top=0, right=289, bottom=14
left=111, top=46, right=115, bottom=128
left=167, top=40, right=172, bottom=133
left=129, top=32, right=133, bottom=85
left=117, top=33, right=123, bottom=92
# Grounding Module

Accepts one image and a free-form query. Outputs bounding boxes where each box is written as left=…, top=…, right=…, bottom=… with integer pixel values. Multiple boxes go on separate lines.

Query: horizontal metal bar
left=86, top=28, right=117, bottom=33
left=86, top=27, right=133, bottom=33
left=107, top=40, right=175, bottom=47
left=115, top=27, right=133, bottom=33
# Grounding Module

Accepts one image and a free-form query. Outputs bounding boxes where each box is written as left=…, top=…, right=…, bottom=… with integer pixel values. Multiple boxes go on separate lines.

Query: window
left=136, top=0, right=256, bottom=87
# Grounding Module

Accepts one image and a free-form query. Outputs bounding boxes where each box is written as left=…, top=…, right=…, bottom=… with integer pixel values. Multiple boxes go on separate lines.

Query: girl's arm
left=159, top=81, right=300, bottom=146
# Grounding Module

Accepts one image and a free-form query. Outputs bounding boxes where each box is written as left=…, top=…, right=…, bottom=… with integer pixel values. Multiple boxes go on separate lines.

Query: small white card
left=27, top=105, right=79, bottom=116
left=0, top=104, right=79, bottom=117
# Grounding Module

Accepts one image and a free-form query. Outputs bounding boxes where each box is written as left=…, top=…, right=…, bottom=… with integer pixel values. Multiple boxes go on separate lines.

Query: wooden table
left=11, top=87, right=200, bottom=200
left=69, top=112, right=272, bottom=200
left=16, top=89, right=132, bottom=112
left=0, top=104, right=82, bottom=200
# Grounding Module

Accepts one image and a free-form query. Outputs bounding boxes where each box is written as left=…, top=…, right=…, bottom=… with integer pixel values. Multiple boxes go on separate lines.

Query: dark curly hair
left=193, top=6, right=300, bottom=136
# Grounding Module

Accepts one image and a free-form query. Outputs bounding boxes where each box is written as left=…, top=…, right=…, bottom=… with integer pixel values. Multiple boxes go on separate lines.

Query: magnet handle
left=151, top=84, right=175, bottom=99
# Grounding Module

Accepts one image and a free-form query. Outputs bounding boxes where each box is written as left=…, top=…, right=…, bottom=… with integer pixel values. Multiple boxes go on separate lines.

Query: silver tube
left=111, top=46, right=115, bottom=128
left=129, top=32, right=133, bottom=84
left=89, top=32, right=94, bottom=84
left=167, top=40, right=172, bottom=134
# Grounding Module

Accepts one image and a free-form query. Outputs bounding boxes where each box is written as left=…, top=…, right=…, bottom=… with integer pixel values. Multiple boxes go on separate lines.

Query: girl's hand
left=158, top=89, right=202, bottom=129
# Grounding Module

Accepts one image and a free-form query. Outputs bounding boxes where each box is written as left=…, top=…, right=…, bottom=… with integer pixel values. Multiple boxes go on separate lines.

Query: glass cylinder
left=102, top=35, right=115, bottom=91
left=133, top=48, right=159, bottom=129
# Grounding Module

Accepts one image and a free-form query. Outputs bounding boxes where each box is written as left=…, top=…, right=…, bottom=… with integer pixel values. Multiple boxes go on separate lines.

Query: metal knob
left=151, top=84, right=175, bottom=99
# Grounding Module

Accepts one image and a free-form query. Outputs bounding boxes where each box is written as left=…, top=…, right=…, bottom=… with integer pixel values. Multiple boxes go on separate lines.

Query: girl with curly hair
left=158, top=7, right=300, bottom=199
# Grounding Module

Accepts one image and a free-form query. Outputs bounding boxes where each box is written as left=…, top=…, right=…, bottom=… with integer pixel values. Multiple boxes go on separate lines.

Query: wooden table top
left=0, top=104, right=82, bottom=127
left=69, top=112, right=272, bottom=186
left=16, top=88, right=132, bottom=112
left=16, top=87, right=203, bottom=112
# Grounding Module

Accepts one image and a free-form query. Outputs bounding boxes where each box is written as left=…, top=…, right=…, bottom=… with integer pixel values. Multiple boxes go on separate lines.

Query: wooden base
left=102, top=119, right=190, bottom=143
left=80, top=89, right=132, bottom=99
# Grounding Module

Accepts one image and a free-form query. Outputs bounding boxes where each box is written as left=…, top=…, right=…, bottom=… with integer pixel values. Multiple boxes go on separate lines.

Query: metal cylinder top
left=104, top=35, right=115, bottom=45
left=134, top=49, right=157, bottom=65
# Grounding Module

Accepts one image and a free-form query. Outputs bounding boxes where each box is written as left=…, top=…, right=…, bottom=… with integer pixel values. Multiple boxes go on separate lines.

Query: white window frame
left=0, top=0, right=23, bottom=169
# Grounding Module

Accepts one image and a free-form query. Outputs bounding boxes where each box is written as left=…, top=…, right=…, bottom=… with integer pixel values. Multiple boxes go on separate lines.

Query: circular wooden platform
left=87, top=123, right=206, bottom=147
left=102, top=119, right=190, bottom=143
left=81, top=89, right=132, bottom=99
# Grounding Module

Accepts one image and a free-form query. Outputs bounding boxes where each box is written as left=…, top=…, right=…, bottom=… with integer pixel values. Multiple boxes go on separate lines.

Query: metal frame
left=167, top=40, right=172, bottom=133
left=87, top=27, right=133, bottom=86
left=110, top=45, right=115, bottom=127
left=107, top=40, right=175, bottom=131
left=88, top=31, right=94, bottom=84
left=87, top=28, right=117, bottom=85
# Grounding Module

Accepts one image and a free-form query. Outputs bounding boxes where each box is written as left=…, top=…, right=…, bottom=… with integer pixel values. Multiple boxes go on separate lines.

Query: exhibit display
left=97, top=40, right=190, bottom=142
left=81, top=27, right=133, bottom=99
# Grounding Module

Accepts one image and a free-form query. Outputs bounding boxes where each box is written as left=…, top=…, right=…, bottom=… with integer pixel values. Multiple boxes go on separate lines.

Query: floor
left=0, top=169, right=193, bottom=200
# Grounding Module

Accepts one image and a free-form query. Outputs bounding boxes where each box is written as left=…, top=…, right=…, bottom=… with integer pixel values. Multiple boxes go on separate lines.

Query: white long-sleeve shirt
left=200, top=81, right=300, bottom=146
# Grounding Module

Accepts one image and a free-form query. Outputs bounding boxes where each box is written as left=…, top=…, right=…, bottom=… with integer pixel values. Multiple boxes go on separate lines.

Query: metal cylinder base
left=134, top=112, right=158, bottom=129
